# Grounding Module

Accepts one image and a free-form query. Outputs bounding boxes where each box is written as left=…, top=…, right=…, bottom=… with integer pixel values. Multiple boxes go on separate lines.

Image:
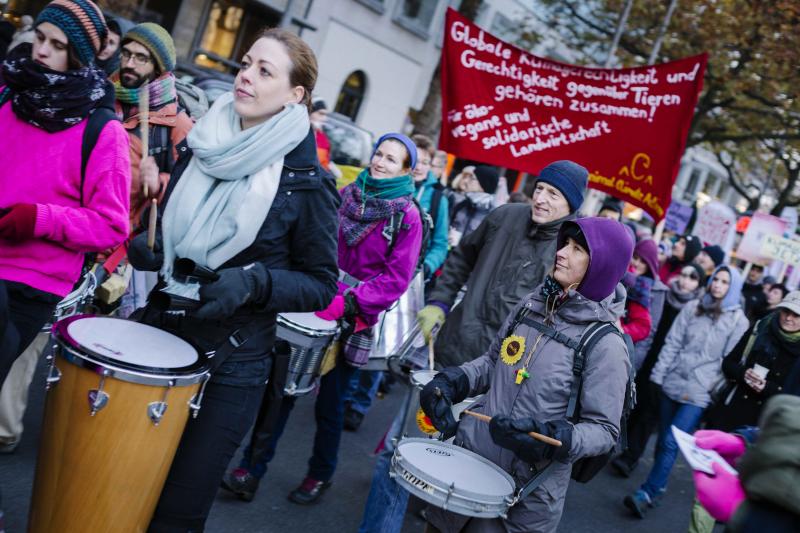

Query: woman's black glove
left=419, top=367, right=470, bottom=439
left=489, top=416, right=573, bottom=463
left=195, top=263, right=271, bottom=320
left=127, top=232, right=163, bottom=272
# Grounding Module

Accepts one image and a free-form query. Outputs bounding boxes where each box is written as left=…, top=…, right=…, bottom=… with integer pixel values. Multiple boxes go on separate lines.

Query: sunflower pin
left=500, top=334, right=525, bottom=366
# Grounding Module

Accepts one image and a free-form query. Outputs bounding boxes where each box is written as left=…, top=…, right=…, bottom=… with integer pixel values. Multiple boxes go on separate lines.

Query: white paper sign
left=672, top=426, right=738, bottom=476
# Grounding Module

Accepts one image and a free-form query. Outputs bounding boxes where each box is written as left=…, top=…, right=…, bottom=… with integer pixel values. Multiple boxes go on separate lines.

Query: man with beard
left=114, top=23, right=193, bottom=312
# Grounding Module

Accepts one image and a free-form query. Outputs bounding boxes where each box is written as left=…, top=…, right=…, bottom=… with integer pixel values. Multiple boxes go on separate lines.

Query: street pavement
left=2, top=358, right=707, bottom=532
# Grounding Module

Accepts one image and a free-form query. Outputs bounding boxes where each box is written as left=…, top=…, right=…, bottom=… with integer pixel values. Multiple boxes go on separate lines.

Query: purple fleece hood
left=557, top=217, right=634, bottom=302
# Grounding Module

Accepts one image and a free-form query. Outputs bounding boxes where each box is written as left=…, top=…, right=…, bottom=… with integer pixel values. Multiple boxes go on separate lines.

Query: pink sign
left=736, top=212, right=788, bottom=264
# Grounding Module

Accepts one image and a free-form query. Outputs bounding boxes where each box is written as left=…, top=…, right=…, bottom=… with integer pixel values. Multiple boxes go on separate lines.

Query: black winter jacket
left=148, top=128, right=339, bottom=355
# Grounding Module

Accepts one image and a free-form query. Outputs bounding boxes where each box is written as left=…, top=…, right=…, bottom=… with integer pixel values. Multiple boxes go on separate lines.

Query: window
left=335, top=70, right=368, bottom=122
left=192, top=0, right=280, bottom=74
left=354, top=0, right=386, bottom=13
left=394, top=0, right=440, bottom=38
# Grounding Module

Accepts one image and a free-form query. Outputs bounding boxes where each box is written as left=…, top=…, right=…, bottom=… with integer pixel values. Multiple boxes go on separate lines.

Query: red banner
left=440, top=8, right=707, bottom=221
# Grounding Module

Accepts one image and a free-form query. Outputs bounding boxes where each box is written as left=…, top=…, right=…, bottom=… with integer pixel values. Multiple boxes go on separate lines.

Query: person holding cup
left=705, top=290, right=800, bottom=432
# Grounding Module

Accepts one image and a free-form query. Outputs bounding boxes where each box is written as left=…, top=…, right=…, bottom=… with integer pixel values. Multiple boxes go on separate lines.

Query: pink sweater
left=0, top=103, right=131, bottom=297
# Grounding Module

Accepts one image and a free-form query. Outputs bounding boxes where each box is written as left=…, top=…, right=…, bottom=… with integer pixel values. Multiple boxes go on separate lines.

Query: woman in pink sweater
left=0, top=0, right=130, bottom=384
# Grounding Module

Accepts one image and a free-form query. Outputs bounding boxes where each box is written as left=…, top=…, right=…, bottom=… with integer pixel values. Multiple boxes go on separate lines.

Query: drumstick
left=428, top=336, right=435, bottom=371
left=139, top=84, right=150, bottom=198
left=147, top=198, right=158, bottom=250
left=462, top=410, right=562, bottom=447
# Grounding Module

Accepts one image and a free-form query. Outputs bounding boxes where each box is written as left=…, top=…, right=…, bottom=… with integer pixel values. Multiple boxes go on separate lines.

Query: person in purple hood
left=222, top=133, right=422, bottom=505
left=420, top=217, right=633, bottom=533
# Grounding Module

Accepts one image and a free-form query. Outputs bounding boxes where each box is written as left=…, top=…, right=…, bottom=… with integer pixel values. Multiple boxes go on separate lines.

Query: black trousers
left=148, top=358, right=270, bottom=532
left=0, top=280, right=60, bottom=386
left=618, top=377, right=661, bottom=466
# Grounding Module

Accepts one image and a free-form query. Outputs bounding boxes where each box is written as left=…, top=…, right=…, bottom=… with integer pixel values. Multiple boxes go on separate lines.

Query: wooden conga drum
left=28, top=315, right=210, bottom=533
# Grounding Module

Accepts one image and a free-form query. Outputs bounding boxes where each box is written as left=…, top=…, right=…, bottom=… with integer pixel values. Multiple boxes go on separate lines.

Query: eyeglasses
left=680, top=272, right=699, bottom=281
left=417, top=159, right=432, bottom=167
left=121, top=49, right=151, bottom=66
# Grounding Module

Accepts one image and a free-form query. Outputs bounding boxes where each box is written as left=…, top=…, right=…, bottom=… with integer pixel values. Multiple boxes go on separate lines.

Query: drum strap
left=207, top=322, right=269, bottom=373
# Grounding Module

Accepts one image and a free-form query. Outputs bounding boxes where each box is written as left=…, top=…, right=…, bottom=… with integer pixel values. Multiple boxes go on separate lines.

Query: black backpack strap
left=382, top=209, right=406, bottom=252
left=149, top=124, right=174, bottom=174
left=567, top=322, right=619, bottom=419
left=80, top=106, right=118, bottom=207
left=521, top=316, right=582, bottom=352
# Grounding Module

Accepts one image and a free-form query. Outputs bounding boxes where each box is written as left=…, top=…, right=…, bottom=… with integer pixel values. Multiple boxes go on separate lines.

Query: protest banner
left=439, top=8, right=707, bottom=221
left=694, top=201, right=737, bottom=251
left=761, top=234, right=800, bottom=267
left=736, top=213, right=788, bottom=264
left=664, top=200, right=694, bottom=234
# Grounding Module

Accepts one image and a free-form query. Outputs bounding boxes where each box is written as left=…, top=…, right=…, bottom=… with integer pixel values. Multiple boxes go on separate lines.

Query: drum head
left=395, top=439, right=515, bottom=499
left=410, top=369, right=438, bottom=389
left=278, top=312, right=338, bottom=334
left=54, top=315, right=205, bottom=376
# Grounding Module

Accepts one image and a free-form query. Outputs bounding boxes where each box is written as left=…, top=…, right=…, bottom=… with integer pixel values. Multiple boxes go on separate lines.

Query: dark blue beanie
left=373, top=133, right=418, bottom=170
left=536, top=160, right=588, bottom=212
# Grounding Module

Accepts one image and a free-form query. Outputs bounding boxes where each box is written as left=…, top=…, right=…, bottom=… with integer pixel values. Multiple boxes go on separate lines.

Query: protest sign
left=440, top=8, right=707, bottom=221
left=761, top=235, right=800, bottom=267
left=664, top=200, right=694, bottom=234
left=736, top=213, right=788, bottom=264
left=694, top=201, right=737, bottom=251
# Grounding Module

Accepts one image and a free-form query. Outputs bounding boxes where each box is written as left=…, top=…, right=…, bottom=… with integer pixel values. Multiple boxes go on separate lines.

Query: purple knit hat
left=634, top=238, right=659, bottom=278
left=557, top=217, right=634, bottom=302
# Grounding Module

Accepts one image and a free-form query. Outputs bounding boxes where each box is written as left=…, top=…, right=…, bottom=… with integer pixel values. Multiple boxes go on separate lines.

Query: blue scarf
left=356, top=169, right=414, bottom=200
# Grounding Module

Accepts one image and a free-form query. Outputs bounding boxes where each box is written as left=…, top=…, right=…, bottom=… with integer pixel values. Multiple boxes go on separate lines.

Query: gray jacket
left=650, top=299, right=748, bottom=407
left=634, top=277, right=668, bottom=370
left=431, top=203, right=574, bottom=368
left=427, top=285, right=630, bottom=533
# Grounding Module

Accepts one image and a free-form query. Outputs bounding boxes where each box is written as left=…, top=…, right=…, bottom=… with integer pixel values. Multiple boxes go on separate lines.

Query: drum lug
left=45, top=347, right=61, bottom=390
left=147, top=402, right=168, bottom=425
left=148, top=380, right=175, bottom=426
left=443, top=482, right=456, bottom=511
left=189, top=372, right=211, bottom=418
left=88, top=374, right=110, bottom=416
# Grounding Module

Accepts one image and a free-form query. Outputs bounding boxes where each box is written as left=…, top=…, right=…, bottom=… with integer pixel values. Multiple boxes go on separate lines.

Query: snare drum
left=29, top=315, right=210, bottom=533
left=277, top=312, right=339, bottom=396
left=390, top=438, right=516, bottom=518
left=40, top=274, right=96, bottom=331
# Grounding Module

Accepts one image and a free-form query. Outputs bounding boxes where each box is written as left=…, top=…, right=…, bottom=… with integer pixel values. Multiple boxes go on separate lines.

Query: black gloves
left=419, top=367, right=470, bottom=439
left=127, top=231, right=163, bottom=272
left=195, top=263, right=271, bottom=320
left=489, top=416, right=573, bottom=464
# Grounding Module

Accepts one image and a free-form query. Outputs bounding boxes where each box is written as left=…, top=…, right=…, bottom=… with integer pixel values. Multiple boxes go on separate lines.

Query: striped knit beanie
left=123, top=23, right=176, bottom=73
left=35, top=0, right=107, bottom=66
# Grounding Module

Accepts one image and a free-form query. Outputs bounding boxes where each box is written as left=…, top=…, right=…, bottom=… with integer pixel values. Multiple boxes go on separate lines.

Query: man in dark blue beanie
left=417, top=159, right=588, bottom=367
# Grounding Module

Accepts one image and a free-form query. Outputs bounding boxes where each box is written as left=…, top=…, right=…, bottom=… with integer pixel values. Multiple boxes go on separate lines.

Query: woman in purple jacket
left=223, top=133, right=423, bottom=504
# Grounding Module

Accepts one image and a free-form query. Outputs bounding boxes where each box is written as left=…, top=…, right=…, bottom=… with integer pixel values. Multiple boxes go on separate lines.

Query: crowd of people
left=0, top=1, right=799, bottom=532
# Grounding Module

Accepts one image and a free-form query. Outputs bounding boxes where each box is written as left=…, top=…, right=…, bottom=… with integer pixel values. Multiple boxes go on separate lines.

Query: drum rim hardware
left=88, top=372, right=111, bottom=416
left=52, top=315, right=209, bottom=387
left=188, top=372, right=211, bottom=418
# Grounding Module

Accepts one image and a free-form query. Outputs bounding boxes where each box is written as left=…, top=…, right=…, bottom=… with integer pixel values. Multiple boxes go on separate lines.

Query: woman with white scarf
left=127, top=29, right=339, bottom=531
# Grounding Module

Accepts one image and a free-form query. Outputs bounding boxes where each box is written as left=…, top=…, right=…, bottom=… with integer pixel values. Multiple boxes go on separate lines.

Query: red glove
left=695, top=430, right=746, bottom=466
left=0, top=203, right=37, bottom=242
left=693, top=462, right=745, bottom=522
left=316, top=295, right=345, bottom=321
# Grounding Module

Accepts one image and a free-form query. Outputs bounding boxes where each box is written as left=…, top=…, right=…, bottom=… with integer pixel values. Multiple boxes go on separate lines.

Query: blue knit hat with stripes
left=123, top=23, right=176, bottom=73
left=35, top=0, right=108, bottom=66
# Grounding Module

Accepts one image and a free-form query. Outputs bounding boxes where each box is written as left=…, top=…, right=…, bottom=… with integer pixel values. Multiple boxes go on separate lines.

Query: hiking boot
left=624, top=489, right=653, bottom=518
left=343, top=408, right=364, bottom=431
left=610, top=456, right=637, bottom=478
left=220, top=468, right=260, bottom=502
left=288, top=476, right=331, bottom=505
